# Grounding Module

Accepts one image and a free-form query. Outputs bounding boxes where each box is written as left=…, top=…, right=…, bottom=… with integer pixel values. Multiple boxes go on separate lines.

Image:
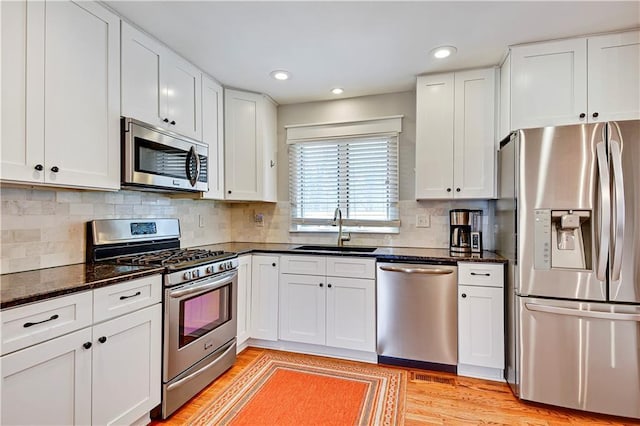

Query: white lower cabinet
left=279, top=256, right=376, bottom=353
left=1, top=328, right=93, bottom=425
left=0, top=276, right=162, bottom=425
left=457, top=262, right=505, bottom=381
left=279, top=274, right=326, bottom=345
left=250, top=255, right=279, bottom=341
left=91, top=304, right=161, bottom=426
left=236, top=254, right=253, bottom=348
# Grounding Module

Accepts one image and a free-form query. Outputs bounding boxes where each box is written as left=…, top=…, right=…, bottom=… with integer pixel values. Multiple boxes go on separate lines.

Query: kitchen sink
left=293, top=245, right=378, bottom=253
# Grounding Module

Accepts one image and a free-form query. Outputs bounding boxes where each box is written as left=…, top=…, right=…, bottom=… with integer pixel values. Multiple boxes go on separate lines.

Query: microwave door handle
left=595, top=141, right=610, bottom=282
left=609, top=137, right=625, bottom=282
left=186, top=146, right=199, bottom=186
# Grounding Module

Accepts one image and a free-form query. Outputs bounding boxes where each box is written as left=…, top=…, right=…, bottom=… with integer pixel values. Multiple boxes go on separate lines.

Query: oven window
left=179, top=283, right=231, bottom=348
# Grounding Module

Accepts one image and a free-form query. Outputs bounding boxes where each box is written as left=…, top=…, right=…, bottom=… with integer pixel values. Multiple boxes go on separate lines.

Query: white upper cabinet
left=511, top=38, right=587, bottom=129
left=588, top=31, right=640, bottom=122
left=201, top=75, right=225, bottom=199
left=510, top=30, right=639, bottom=130
left=1, top=0, right=120, bottom=190
left=224, top=89, right=278, bottom=201
left=121, top=22, right=202, bottom=141
left=416, top=68, right=496, bottom=199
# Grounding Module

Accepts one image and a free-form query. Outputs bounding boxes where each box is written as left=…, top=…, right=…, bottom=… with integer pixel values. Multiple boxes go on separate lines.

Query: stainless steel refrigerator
left=496, top=120, right=640, bottom=419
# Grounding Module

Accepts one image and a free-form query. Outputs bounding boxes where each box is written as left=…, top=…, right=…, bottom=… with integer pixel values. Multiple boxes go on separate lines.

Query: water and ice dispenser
left=534, top=209, right=592, bottom=270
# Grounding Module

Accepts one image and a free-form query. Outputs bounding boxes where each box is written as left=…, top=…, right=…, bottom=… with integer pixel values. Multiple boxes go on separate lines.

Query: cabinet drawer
left=280, top=255, right=326, bottom=276
left=327, top=257, right=375, bottom=279
left=93, top=275, right=162, bottom=323
left=458, top=263, right=504, bottom=287
left=1, top=291, right=93, bottom=355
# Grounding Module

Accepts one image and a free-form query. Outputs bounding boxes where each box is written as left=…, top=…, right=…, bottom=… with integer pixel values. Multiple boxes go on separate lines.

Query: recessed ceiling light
left=270, top=70, right=290, bottom=81
left=431, top=46, right=457, bottom=59
left=331, top=88, right=344, bottom=95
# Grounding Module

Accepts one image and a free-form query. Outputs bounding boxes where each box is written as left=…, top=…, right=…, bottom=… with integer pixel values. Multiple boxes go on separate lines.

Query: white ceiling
left=105, top=1, right=640, bottom=105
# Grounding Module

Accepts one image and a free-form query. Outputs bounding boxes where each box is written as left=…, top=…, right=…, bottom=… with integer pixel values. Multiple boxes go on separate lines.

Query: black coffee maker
left=449, top=209, right=482, bottom=254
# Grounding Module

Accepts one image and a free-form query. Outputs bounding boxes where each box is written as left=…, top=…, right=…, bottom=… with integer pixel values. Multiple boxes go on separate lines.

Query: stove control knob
left=183, top=272, right=191, bottom=280
left=206, top=266, right=213, bottom=274
left=219, top=264, right=225, bottom=271
left=227, top=261, right=232, bottom=269
left=193, top=270, right=200, bottom=278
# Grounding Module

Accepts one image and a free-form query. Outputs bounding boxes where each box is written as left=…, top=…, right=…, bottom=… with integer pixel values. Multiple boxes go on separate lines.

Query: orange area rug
left=187, top=351, right=406, bottom=425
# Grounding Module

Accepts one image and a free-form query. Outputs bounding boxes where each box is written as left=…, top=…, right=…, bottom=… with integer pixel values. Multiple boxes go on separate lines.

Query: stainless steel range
left=87, top=218, right=238, bottom=419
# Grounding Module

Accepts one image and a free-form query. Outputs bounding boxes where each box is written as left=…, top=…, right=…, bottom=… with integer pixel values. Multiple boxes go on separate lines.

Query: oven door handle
left=166, top=340, right=236, bottom=391
left=168, top=270, right=237, bottom=298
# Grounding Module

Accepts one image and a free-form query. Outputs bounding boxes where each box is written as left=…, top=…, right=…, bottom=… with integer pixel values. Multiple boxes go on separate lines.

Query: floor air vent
left=410, top=372, right=455, bottom=386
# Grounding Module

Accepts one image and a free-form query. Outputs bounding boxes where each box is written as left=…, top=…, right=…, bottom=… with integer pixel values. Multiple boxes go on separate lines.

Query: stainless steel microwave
left=122, top=118, right=208, bottom=192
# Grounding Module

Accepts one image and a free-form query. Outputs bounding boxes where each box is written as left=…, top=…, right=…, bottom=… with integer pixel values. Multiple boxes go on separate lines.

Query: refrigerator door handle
left=609, top=138, right=625, bottom=282
left=525, top=303, right=640, bottom=322
left=595, top=142, right=611, bottom=282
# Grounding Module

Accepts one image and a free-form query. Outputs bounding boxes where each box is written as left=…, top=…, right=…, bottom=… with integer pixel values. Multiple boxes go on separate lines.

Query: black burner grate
left=115, top=248, right=226, bottom=266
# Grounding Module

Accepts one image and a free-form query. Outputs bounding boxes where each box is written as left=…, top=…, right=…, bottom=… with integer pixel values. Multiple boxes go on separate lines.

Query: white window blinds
left=289, top=135, right=400, bottom=232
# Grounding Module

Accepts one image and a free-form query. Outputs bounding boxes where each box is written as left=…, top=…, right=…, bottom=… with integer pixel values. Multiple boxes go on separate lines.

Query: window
left=288, top=118, right=401, bottom=233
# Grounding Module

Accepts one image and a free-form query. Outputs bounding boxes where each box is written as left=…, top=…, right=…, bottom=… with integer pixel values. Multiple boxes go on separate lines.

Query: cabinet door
left=225, top=89, right=263, bottom=200
left=236, top=255, right=252, bottom=347
left=92, top=304, right=161, bottom=426
left=1, top=0, right=43, bottom=183
left=250, top=255, right=279, bottom=341
left=453, top=69, right=496, bottom=198
left=415, top=73, right=455, bottom=199
left=163, top=54, right=202, bottom=141
left=499, top=53, right=512, bottom=140
left=1, top=328, right=92, bottom=426
left=279, top=274, right=326, bottom=345
left=262, top=96, right=278, bottom=202
left=588, top=31, right=640, bottom=122
left=201, top=75, right=225, bottom=199
left=511, top=38, right=587, bottom=129
left=43, top=0, right=120, bottom=190
left=121, top=22, right=165, bottom=128
left=326, top=277, right=375, bottom=352
left=458, top=285, right=504, bottom=369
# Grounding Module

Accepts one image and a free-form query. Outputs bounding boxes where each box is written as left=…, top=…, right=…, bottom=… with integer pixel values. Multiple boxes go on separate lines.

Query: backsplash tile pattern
left=1, top=187, right=231, bottom=274
left=229, top=200, right=492, bottom=249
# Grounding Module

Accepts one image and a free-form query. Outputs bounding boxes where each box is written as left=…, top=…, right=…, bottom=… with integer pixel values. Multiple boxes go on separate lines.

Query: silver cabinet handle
left=595, top=141, right=611, bottom=281
left=378, top=266, right=453, bottom=275
left=525, top=303, right=640, bottom=322
left=609, top=137, right=625, bottom=282
left=166, top=341, right=235, bottom=391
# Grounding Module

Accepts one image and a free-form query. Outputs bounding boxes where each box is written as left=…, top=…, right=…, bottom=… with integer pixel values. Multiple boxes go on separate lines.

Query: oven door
left=122, top=117, right=208, bottom=192
left=164, top=270, right=237, bottom=381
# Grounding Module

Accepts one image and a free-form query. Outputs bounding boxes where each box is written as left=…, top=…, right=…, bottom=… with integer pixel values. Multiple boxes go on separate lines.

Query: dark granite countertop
left=1, top=242, right=504, bottom=310
left=195, top=242, right=506, bottom=265
left=1, top=263, right=164, bottom=310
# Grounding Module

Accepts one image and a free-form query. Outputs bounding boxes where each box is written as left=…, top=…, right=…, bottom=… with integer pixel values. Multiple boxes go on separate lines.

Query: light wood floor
left=153, top=347, right=639, bottom=425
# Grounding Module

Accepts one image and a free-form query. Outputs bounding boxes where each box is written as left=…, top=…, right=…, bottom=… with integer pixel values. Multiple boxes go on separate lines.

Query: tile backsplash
left=229, top=200, right=493, bottom=250
left=1, top=186, right=492, bottom=274
left=1, top=186, right=231, bottom=274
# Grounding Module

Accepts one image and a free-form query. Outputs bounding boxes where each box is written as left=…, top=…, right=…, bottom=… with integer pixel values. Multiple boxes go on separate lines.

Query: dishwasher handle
left=378, top=265, right=454, bottom=275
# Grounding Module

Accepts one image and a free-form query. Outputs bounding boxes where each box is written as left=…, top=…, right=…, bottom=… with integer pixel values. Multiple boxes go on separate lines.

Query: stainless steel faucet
left=333, top=208, right=351, bottom=247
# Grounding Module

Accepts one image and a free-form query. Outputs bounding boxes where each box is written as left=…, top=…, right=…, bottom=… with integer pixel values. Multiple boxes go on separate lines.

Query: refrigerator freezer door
left=520, top=297, right=640, bottom=419
left=608, top=120, right=640, bottom=303
left=517, top=124, right=607, bottom=300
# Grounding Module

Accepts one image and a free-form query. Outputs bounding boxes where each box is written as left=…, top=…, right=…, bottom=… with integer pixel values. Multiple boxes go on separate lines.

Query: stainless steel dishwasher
left=377, top=262, right=458, bottom=372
